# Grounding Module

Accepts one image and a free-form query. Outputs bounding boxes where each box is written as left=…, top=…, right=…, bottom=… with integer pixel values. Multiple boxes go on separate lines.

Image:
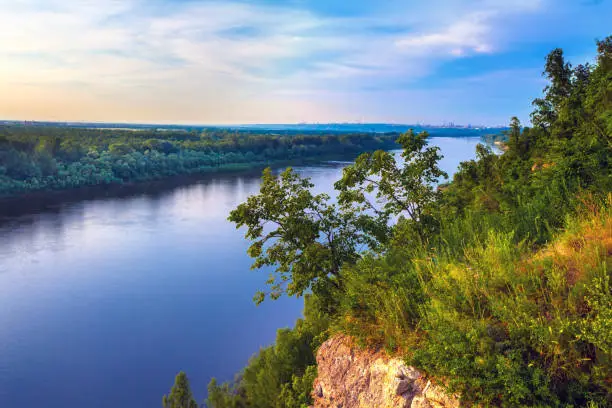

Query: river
left=0, top=137, right=484, bottom=407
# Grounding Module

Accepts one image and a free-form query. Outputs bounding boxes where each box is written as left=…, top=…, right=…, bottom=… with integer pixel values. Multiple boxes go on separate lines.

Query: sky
left=0, top=0, right=610, bottom=126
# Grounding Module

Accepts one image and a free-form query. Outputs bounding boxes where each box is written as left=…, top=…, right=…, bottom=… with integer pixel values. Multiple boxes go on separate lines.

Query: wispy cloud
left=0, top=0, right=606, bottom=124
left=396, top=12, right=494, bottom=56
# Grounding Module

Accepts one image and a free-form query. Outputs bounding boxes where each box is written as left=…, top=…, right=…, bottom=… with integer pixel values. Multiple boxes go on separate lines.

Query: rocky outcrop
left=312, top=335, right=460, bottom=408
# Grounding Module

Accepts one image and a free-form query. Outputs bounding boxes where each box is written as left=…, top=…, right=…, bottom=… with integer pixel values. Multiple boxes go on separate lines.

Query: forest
left=162, top=38, right=611, bottom=407
left=0, top=126, right=399, bottom=197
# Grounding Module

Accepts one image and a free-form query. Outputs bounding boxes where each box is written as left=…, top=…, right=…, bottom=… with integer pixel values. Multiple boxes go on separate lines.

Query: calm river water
left=0, top=137, right=483, bottom=407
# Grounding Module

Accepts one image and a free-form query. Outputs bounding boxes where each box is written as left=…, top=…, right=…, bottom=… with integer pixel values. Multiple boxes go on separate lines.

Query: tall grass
left=335, top=196, right=611, bottom=406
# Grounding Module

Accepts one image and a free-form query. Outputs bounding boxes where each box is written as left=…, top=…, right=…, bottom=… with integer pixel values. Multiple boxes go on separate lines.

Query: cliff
left=312, top=335, right=460, bottom=408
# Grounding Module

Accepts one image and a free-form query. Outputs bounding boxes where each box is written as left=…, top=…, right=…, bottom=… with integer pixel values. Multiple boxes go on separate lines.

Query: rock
left=312, top=335, right=460, bottom=408
left=396, top=379, right=412, bottom=396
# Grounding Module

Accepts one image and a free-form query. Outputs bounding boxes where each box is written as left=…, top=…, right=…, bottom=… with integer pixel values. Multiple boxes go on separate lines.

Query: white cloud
left=396, top=12, right=494, bottom=56
left=0, top=0, right=547, bottom=123
left=394, top=0, right=545, bottom=58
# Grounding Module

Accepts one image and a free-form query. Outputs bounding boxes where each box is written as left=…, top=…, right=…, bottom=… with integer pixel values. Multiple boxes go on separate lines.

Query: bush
left=206, top=295, right=330, bottom=408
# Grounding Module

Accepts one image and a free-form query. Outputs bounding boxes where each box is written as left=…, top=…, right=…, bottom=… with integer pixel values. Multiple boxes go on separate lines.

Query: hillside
left=162, top=38, right=611, bottom=408
left=312, top=204, right=610, bottom=408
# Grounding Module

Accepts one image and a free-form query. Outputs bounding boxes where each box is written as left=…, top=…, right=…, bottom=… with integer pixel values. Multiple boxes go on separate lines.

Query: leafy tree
left=206, top=379, right=245, bottom=408
left=335, top=130, right=447, bottom=242
left=228, top=168, right=364, bottom=304
left=543, top=48, right=573, bottom=108
left=531, top=48, right=573, bottom=128
left=228, top=130, right=449, bottom=304
left=162, top=371, right=198, bottom=408
left=108, top=142, right=133, bottom=156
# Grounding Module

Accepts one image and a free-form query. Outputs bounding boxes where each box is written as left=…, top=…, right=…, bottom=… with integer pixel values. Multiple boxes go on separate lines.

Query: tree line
left=0, top=126, right=399, bottom=197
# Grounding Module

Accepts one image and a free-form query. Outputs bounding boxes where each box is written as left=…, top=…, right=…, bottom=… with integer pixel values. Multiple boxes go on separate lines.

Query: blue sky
left=0, top=0, right=609, bottom=125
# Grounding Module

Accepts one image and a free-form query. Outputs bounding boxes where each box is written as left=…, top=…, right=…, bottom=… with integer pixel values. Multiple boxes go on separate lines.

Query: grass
left=334, top=195, right=611, bottom=406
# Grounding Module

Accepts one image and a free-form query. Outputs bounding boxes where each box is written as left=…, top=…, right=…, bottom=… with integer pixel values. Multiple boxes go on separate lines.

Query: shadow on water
left=0, top=170, right=267, bottom=226
left=0, top=159, right=353, bottom=228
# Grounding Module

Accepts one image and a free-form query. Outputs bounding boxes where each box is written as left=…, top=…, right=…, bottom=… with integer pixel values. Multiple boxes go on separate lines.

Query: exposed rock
left=312, top=335, right=459, bottom=408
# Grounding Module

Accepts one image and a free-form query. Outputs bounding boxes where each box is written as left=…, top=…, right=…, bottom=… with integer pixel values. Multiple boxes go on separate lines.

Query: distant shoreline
left=0, top=124, right=502, bottom=209
left=0, top=120, right=508, bottom=134
left=0, top=155, right=353, bottom=221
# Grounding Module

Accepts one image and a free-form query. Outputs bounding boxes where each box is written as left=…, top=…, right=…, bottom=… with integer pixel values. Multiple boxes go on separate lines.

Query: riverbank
left=0, top=154, right=354, bottom=221
left=0, top=124, right=402, bottom=199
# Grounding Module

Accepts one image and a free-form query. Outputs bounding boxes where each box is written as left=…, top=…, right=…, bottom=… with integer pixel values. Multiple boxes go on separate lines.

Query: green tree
left=162, top=371, right=198, bottom=408
left=228, top=167, right=367, bottom=304
left=335, top=130, right=447, bottom=242
left=531, top=48, right=573, bottom=128
left=228, top=131, right=448, bottom=305
left=206, top=379, right=245, bottom=408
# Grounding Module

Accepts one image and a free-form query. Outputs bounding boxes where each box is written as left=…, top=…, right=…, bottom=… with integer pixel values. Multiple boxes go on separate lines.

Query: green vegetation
left=0, top=126, right=399, bottom=197
left=163, top=371, right=198, bottom=408
left=207, top=295, right=329, bottom=408
left=408, top=209, right=611, bottom=406
left=169, top=38, right=611, bottom=407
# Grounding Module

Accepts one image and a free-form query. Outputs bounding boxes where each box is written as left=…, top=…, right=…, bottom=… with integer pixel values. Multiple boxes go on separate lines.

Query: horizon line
left=0, top=119, right=509, bottom=129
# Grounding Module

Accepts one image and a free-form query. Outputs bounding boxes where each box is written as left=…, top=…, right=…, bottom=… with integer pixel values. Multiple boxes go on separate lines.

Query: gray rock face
left=312, top=335, right=460, bottom=408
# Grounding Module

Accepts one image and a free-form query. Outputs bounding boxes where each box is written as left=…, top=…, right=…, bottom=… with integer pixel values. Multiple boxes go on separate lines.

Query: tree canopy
left=162, top=372, right=198, bottom=408
left=228, top=129, right=449, bottom=304
left=0, top=126, right=399, bottom=197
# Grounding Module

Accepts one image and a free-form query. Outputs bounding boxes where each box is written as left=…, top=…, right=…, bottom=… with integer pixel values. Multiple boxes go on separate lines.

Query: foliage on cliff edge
left=173, top=37, right=611, bottom=408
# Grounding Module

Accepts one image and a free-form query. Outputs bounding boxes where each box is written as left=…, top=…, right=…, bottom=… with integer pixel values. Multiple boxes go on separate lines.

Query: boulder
left=312, top=335, right=459, bottom=408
